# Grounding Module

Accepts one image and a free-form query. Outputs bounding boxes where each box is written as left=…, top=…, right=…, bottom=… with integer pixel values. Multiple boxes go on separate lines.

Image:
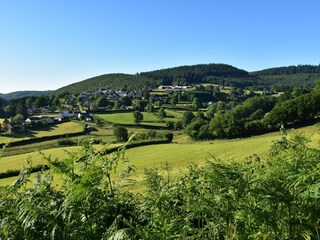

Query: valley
left=0, top=63, right=319, bottom=239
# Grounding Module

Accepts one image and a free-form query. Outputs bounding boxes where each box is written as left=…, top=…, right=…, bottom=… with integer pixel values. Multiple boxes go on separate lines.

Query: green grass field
left=1, top=124, right=318, bottom=188
left=125, top=124, right=319, bottom=190
left=0, top=143, right=121, bottom=175
left=96, top=112, right=181, bottom=126
left=0, top=121, right=84, bottom=144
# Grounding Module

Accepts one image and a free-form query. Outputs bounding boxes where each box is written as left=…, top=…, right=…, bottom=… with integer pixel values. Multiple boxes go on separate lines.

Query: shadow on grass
left=2, top=124, right=59, bottom=140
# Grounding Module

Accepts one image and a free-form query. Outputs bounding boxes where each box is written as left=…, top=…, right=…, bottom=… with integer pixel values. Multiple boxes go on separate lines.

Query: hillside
left=139, top=63, right=257, bottom=87
left=0, top=90, right=52, bottom=100
left=52, top=73, right=157, bottom=95
left=51, top=63, right=320, bottom=96
left=251, top=64, right=320, bottom=90
left=251, top=64, right=320, bottom=75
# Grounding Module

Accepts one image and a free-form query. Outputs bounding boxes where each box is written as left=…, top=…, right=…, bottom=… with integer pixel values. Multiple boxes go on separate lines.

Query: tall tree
left=157, top=107, right=167, bottom=122
left=133, top=110, right=144, bottom=125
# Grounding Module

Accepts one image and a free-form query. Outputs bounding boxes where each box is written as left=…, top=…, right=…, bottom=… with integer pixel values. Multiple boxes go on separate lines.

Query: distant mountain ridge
left=18, top=63, right=320, bottom=97
left=52, top=64, right=255, bottom=95
left=139, top=63, right=254, bottom=86
left=0, top=90, right=52, bottom=100
left=251, top=64, right=320, bottom=76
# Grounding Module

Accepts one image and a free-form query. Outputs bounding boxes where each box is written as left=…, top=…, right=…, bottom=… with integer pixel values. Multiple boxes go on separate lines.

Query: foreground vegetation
left=0, top=131, right=319, bottom=239
left=0, top=63, right=320, bottom=239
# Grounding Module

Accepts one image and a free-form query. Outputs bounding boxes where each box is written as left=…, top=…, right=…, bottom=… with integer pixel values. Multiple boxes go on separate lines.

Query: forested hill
left=139, top=63, right=255, bottom=86
left=52, top=63, right=320, bottom=96
left=53, top=64, right=256, bottom=96
left=251, top=64, right=320, bottom=76
left=251, top=64, right=320, bottom=90
left=0, top=90, right=52, bottom=100
left=52, top=73, right=158, bottom=95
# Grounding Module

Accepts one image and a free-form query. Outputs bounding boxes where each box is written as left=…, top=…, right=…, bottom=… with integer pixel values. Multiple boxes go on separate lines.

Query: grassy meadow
left=1, top=123, right=318, bottom=188
left=0, top=121, right=84, bottom=144
left=96, top=111, right=181, bottom=126
left=0, top=143, right=122, bottom=174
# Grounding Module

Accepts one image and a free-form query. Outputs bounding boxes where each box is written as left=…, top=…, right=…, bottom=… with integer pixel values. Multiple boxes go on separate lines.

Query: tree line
left=183, top=87, right=320, bottom=140
left=252, top=64, right=320, bottom=76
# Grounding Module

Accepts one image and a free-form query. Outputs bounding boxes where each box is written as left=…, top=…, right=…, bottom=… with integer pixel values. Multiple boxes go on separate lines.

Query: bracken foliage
left=0, top=132, right=319, bottom=239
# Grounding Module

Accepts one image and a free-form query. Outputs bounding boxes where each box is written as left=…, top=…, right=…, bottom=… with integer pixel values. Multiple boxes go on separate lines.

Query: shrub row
left=0, top=130, right=86, bottom=148
left=0, top=164, right=50, bottom=179
left=101, top=138, right=173, bottom=155
left=131, top=130, right=173, bottom=141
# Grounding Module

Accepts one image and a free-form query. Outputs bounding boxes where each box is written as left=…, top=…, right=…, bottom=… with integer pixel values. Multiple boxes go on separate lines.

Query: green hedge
left=0, top=130, right=86, bottom=148
left=0, top=164, right=50, bottom=179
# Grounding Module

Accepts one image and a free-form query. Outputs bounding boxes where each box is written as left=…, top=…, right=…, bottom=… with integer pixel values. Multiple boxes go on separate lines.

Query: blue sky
left=0, top=0, right=319, bottom=93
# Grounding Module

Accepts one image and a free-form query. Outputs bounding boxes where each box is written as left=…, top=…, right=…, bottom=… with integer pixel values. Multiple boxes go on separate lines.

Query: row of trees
left=0, top=95, right=60, bottom=119
left=183, top=87, right=320, bottom=140
left=253, top=64, right=320, bottom=76
left=0, top=132, right=319, bottom=239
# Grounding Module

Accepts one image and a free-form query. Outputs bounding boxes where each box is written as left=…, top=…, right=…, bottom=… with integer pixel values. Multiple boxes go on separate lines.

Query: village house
left=25, top=116, right=54, bottom=124
left=27, top=106, right=37, bottom=115
left=54, top=110, right=76, bottom=121
left=158, top=85, right=192, bottom=92
left=41, top=107, right=51, bottom=114
left=25, top=117, right=41, bottom=124
left=78, top=112, right=94, bottom=122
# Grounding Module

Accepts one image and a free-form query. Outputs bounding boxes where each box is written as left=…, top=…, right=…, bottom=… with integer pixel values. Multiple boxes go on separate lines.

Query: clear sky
left=0, top=0, right=319, bottom=93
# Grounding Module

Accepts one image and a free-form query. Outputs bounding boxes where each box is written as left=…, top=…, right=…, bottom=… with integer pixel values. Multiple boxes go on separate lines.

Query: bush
left=79, top=138, right=103, bottom=145
left=113, top=125, right=128, bottom=142
left=132, top=130, right=173, bottom=142
left=166, top=121, right=175, bottom=130
left=174, top=120, right=183, bottom=130
left=163, top=132, right=173, bottom=142
left=0, top=164, right=49, bottom=179
left=57, top=138, right=76, bottom=146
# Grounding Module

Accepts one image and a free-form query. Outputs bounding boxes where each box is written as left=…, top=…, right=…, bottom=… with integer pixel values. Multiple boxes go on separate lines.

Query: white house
left=25, top=116, right=54, bottom=124
left=78, top=112, right=94, bottom=122
left=25, top=117, right=42, bottom=123
left=60, top=109, right=75, bottom=118
left=54, top=110, right=76, bottom=121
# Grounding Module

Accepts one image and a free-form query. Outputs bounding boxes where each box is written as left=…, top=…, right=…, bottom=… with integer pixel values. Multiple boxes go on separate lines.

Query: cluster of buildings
left=25, top=110, right=94, bottom=124
left=98, top=88, right=142, bottom=99
left=158, top=85, right=192, bottom=92
left=1, top=110, right=94, bottom=134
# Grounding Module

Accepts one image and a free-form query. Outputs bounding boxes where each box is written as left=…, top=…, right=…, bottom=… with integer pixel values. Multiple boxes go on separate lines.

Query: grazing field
left=96, top=112, right=181, bottom=126
left=123, top=124, right=320, bottom=190
left=1, top=124, right=318, bottom=187
left=125, top=133, right=278, bottom=184
left=0, top=121, right=84, bottom=144
left=0, top=143, right=121, bottom=175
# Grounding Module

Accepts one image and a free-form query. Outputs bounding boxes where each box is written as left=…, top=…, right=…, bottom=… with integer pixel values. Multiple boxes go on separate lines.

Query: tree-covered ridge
left=0, top=91, right=52, bottom=100
left=139, top=63, right=254, bottom=86
left=252, top=64, right=320, bottom=76
left=50, top=63, right=320, bottom=96
left=256, top=73, right=320, bottom=90
left=53, top=73, right=157, bottom=95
